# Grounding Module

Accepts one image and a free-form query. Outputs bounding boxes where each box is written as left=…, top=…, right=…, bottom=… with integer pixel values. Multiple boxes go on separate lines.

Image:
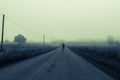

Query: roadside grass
left=69, top=45, right=120, bottom=80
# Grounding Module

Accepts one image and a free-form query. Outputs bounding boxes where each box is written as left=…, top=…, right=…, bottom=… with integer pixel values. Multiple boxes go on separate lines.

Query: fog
left=0, top=0, right=120, bottom=42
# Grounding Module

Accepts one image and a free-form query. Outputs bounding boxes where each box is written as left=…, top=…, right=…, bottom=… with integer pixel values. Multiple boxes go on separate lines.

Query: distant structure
left=107, top=36, right=115, bottom=45
left=43, top=34, right=45, bottom=46
left=14, top=34, right=27, bottom=44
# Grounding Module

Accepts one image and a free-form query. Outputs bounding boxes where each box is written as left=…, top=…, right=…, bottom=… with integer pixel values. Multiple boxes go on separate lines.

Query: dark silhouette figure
left=62, top=43, right=65, bottom=50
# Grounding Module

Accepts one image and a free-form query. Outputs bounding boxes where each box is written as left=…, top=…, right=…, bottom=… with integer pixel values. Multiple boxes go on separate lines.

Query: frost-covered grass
left=69, top=45, right=120, bottom=80
left=0, top=44, right=56, bottom=68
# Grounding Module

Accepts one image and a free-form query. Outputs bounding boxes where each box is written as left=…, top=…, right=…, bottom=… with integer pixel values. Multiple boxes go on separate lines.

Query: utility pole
left=0, top=14, right=5, bottom=51
left=43, top=34, right=45, bottom=46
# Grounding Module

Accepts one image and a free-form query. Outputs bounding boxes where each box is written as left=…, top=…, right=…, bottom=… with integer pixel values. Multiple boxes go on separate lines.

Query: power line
left=5, top=15, right=32, bottom=34
left=1, top=14, right=46, bottom=43
left=5, top=15, right=41, bottom=37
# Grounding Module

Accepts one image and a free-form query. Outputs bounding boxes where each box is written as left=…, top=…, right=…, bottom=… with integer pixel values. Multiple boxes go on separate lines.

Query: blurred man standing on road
left=62, top=43, right=65, bottom=51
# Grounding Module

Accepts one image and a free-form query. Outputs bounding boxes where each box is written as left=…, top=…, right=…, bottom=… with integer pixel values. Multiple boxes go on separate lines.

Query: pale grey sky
left=0, top=0, right=120, bottom=42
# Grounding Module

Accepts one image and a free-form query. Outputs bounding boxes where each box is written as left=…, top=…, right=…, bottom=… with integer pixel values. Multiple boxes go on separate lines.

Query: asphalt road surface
left=0, top=47, right=113, bottom=80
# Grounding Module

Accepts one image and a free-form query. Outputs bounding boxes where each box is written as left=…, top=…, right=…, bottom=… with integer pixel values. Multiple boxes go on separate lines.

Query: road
left=0, top=47, right=113, bottom=80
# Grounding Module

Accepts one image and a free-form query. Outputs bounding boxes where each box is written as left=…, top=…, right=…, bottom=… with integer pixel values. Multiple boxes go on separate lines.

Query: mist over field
left=0, top=0, right=120, bottom=42
left=0, top=0, right=120, bottom=80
